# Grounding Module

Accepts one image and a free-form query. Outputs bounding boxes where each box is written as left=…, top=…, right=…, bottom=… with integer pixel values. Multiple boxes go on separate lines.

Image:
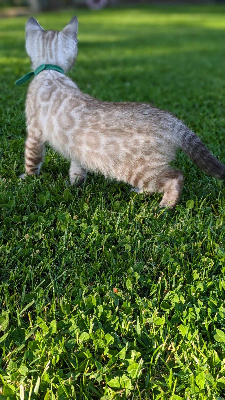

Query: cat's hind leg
left=69, top=160, right=87, bottom=186
left=127, top=162, right=183, bottom=207
left=157, top=168, right=184, bottom=208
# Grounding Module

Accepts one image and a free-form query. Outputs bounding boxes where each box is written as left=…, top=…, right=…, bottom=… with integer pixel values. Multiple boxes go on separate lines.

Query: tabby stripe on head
left=54, top=32, right=59, bottom=60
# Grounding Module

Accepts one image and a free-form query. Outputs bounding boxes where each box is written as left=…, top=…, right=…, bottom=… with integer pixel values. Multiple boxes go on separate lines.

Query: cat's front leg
left=23, top=130, right=45, bottom=177
left=69, top=160, right=86, bottom=186
left=130, top=188, right=144, bottom=194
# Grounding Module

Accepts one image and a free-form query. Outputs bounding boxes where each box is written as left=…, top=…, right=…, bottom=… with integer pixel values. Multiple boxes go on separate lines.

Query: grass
left=0, top=4, right=225, bottom=399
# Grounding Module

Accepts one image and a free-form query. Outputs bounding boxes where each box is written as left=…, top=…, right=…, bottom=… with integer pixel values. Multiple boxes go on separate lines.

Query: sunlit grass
left=0, top=4, right=225, bottom=399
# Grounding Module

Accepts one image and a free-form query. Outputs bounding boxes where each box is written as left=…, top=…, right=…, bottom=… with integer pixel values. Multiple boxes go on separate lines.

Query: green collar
left=15, top=64, right=64, bottom=86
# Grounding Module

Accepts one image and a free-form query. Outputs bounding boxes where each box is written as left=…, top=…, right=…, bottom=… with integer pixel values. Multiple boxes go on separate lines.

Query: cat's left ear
left=26, top=17, right=44, bottom=34
left=62, top=17, right=78, bottom=37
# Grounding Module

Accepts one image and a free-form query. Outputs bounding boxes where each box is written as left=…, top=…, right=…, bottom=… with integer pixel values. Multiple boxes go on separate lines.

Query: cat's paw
left=70, top=173, right=87, bottom=186
left=19, top=173, right=26, bottom=180
left=159, top=199, right=176, bottom=208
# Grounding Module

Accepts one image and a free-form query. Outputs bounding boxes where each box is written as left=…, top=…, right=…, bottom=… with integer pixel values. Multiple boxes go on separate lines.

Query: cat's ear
left=26, top=17, right=44, bottom=34
left=62, top=17, right=78, bottom=37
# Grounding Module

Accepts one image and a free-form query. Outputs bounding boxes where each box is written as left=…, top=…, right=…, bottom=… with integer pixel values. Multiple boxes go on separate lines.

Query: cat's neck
left=16, top=64, right=65, bottom=86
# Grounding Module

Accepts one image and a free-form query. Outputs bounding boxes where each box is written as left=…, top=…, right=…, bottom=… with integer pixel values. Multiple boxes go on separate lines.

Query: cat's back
left=26, top=71, right=178, bottom=147
left=27, top=71, right=83, bottom=107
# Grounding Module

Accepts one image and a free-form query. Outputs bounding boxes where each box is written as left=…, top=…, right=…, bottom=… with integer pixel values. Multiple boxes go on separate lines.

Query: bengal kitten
left=20, top=17, right=225, bottom=207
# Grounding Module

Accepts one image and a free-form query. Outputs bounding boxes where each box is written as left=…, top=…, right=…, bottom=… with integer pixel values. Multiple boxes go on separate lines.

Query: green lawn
left=0, top=4, right=225, bottom=399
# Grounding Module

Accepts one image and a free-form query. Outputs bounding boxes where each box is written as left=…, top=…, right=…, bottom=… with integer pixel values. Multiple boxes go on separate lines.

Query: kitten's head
left=25, top=17, right=78, bottom=73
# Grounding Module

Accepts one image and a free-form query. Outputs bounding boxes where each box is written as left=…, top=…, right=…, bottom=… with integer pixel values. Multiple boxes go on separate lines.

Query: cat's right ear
left=62, top=17, right=78, bottom=38
left=26, top=17, right=44, bottom=34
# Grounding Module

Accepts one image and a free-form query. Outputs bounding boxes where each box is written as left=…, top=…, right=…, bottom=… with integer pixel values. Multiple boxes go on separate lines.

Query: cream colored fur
left=23, top=17, right=225, bottom=207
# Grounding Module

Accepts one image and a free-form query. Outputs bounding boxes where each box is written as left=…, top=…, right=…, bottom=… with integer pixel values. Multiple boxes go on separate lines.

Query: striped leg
left=157, top=169, right=184, bottom=208
left=24, top=131, right=45, bottom=176
left=128, top=165, right=184, bottom=207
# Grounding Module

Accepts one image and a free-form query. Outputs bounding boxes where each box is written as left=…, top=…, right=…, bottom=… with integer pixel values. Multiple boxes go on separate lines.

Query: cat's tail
left=178, top=124, right=225, bottom=180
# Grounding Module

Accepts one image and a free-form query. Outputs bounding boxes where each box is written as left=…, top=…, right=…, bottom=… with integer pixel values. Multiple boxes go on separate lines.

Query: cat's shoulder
left=27, top=71, right=78, bottom=96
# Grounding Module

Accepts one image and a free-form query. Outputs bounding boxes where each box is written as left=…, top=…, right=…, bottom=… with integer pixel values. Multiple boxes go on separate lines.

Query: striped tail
left=180, top=127, right=225, bottom=180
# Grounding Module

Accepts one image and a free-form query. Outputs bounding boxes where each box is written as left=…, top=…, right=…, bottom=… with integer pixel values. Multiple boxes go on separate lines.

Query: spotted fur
left=23, top=17, right=225, bottom=207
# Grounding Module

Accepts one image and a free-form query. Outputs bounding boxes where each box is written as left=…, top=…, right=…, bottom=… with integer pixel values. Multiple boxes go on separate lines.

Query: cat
left=20, top=16, right=225, bottom=207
